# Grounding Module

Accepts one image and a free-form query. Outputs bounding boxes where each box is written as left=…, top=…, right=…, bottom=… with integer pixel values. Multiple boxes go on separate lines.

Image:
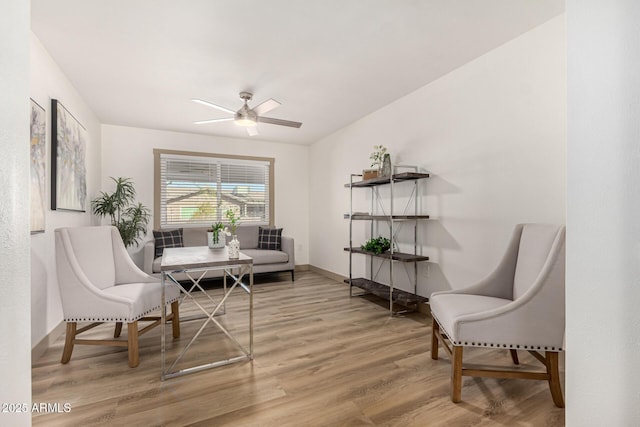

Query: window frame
left=153, top=148, right=275, bottom=229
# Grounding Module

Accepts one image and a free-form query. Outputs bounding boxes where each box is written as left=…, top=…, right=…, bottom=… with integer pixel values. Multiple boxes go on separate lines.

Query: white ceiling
left=31, top=0, right=564, bottom=145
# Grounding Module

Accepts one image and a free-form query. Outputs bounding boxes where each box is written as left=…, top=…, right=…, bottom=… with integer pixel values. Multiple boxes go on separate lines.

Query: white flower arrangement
left=369, top=145, right=388, bottom=169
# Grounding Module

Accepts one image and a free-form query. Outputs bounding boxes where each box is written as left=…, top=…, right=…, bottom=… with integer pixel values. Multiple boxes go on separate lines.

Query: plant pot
left=207, top=231, right=225, bottom=249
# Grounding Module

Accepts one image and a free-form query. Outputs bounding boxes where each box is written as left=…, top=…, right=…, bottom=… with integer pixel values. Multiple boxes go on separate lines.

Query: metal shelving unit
left=344, top=166, right=430, bottom=315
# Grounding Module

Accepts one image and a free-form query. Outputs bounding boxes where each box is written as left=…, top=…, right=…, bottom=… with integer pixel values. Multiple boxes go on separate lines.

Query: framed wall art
left=30, top=99, right=46, bottom=233
left=51, top=99, right=87, bottom=212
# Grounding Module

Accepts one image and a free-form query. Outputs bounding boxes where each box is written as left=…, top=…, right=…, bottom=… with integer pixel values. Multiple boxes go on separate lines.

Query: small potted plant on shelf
left=207, top=222, right=226, bottom=249
left=225, top=209, right=240, bottom=259
left=361, top=236, right=391, bottom=254
left=363, top=145, right=388, bottom=180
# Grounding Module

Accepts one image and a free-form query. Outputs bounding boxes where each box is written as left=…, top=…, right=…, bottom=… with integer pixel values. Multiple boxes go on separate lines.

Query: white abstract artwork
left=51, top=99, right=87, bottom=211
left=30, top=99, right=46, bottom=233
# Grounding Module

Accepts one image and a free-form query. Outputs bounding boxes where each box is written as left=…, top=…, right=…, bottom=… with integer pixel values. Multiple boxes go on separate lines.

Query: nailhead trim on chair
left=432, top=316, right=564, bottom=352
left=64, top=297, right=179, bottom=323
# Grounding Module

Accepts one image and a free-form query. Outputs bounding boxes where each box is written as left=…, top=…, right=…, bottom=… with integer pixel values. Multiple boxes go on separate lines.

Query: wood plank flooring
left=32, top=271, right=565, bottom=426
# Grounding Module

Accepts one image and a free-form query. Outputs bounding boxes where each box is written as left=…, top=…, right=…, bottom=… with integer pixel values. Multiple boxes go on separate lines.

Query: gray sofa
left=143, top=225, right=295, bottom=281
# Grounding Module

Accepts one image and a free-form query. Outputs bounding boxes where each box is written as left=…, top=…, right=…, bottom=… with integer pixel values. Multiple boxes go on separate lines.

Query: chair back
left=56, top=226, right=117, bottom=290
left=513, top=224, right=565, bottom=299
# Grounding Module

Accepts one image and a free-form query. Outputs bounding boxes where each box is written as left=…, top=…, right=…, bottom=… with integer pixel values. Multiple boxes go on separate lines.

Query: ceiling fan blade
left=252, top=98, right=281, bottom=116
left=192, top=99, right=236, bottom=115
left=246, top=126, right=259, bottom=136
left=257, top=116, right=302, bottom=128
left=193, top=117, right=234, bottom=125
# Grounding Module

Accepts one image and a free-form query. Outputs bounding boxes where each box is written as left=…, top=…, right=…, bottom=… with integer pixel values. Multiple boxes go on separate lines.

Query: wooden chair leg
left=61, top=322, right=76, bottom=364
left=510, top=349, right=520, bottom=365
left=451, top=346, right=463, bottom=403
left=291, top=270, right=295, bottom=281
left=546, top=351, right=565, bottom=408
left=114, top=322, right=123, bottom=338
left=171, top=301, right=180, bottom=338
left=127, top=321, right=139, bottom=368
left=431, top=318, right=439, bottom=360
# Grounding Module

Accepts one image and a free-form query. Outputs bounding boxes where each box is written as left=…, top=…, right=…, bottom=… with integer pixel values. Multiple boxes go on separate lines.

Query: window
left=154, top=149, right=274, bottom=229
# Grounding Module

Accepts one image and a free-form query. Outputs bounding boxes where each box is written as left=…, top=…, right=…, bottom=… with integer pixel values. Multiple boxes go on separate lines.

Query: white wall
left=309, top=15, right=566, bottom=296
left=567, top=1, right=640, bottom=425
left=29, top=34, right=103, bottom=348
left=101, top=125, right=310, bottom=266
left=1, top=1, right=32, bottom=425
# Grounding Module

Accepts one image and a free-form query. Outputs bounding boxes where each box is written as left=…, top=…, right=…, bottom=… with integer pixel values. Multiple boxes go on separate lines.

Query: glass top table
left=160, top=246, right=253, bottom=380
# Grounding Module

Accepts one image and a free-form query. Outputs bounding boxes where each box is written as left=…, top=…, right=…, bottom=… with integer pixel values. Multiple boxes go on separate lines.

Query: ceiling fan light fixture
left=234, top=117, right=257, bottom=127
left=234, top=108, right=257, bottom=127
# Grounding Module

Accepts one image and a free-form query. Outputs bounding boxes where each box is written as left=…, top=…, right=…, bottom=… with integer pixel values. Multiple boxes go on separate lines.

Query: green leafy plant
left=369, top=145, right=388, bottom=169
left=225, top=208, right=239, bottom=234
left=208, top=222, right=225, bottom=243
left=91, top=177, right=150, bottom=248
left=361, top=236, right=391, bottom=254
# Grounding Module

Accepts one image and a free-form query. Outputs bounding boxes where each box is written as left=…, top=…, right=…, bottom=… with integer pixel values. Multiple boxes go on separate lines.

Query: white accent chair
left=430, top=224, right=566, bottom=407
left=55, top=226, right=181, bottom=367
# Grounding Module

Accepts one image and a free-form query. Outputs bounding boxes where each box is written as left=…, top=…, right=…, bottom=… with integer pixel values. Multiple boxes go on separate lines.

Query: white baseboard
left=308, top=265, right=347, bottom=283
left=32, top=321, right=65, bottom=363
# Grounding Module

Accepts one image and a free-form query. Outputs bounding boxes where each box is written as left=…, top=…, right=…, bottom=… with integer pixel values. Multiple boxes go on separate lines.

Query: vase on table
left=381, top=153, right=392, bottom=177
left=228, top=235, right=240, bottom=259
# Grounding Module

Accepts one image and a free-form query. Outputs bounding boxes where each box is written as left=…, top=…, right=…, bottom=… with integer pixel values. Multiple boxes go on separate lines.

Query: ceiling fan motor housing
left=235, top=92, right=258, bottom=126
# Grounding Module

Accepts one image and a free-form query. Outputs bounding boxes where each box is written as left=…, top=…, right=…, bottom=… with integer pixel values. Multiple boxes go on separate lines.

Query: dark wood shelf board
left=345, top=172, right=430, bottom=188
left=349, top=214, right=430, bottom=220
left=345, top=277, right=429, bottom=305
left=344, top=247, right=429, bottom=262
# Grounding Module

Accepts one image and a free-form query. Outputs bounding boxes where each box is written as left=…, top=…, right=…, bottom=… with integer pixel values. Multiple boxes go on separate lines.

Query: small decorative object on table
left=225, top=209, right=240, bottom=259
left=381, top=153, right=391, bottom=178
left=365, top=145, right=388, bottom=179
left=362, top=169, right=379, bottom=180
left=207, top=222, right=225, bottom=249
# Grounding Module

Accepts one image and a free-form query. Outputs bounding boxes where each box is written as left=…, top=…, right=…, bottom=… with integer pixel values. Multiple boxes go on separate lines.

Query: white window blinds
left=158, top=152, right=271, bottom=228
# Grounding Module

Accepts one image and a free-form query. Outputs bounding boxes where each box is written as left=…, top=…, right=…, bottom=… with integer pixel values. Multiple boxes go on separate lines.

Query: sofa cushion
left=153, top=248, right=290, bottom=273
left=241, top=249, right=288, bottom=265
left=235, top=225, right=259, bottom=249
left=258, top=227, right=282, bottom=250
left=153, top=229, right=183, bottom=258
left=182, top=227, right=208, bottom=247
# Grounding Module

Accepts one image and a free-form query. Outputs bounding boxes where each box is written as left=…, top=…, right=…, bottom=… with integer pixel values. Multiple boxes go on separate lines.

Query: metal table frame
left=160, top=247, right=253, bottom=380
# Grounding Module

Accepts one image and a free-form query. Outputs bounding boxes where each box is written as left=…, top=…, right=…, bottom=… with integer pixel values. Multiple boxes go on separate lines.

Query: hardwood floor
left=32, top=271, right=565, bottom=426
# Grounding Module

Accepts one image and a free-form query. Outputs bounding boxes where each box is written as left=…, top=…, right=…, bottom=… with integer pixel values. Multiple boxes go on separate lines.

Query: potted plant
left=363, top=145, right=388, bottom=180
left=91, top=177, right=150, bottom=248
left=361, top=236, right=391, bottom=254
left=225, top=209, right=240, bottom=259
left=207, top=222, right=226, bottom=249
left=225, top=208, right=239, bottom=234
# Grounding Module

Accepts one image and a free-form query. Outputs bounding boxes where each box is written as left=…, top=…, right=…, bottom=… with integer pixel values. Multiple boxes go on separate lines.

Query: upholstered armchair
left=430, top=224, right=566, bottom=407
left=55, top=226, right=181, bottom=367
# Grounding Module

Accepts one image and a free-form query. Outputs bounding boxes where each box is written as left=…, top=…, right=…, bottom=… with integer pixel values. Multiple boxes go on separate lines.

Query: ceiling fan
left=192, top=91, right=302, bottom=136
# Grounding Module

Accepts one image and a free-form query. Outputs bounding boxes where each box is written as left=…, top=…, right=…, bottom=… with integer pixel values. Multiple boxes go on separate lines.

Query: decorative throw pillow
left=257, top=227, right=282, bottom=250
left=153, top=228, right=184, bottom=258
